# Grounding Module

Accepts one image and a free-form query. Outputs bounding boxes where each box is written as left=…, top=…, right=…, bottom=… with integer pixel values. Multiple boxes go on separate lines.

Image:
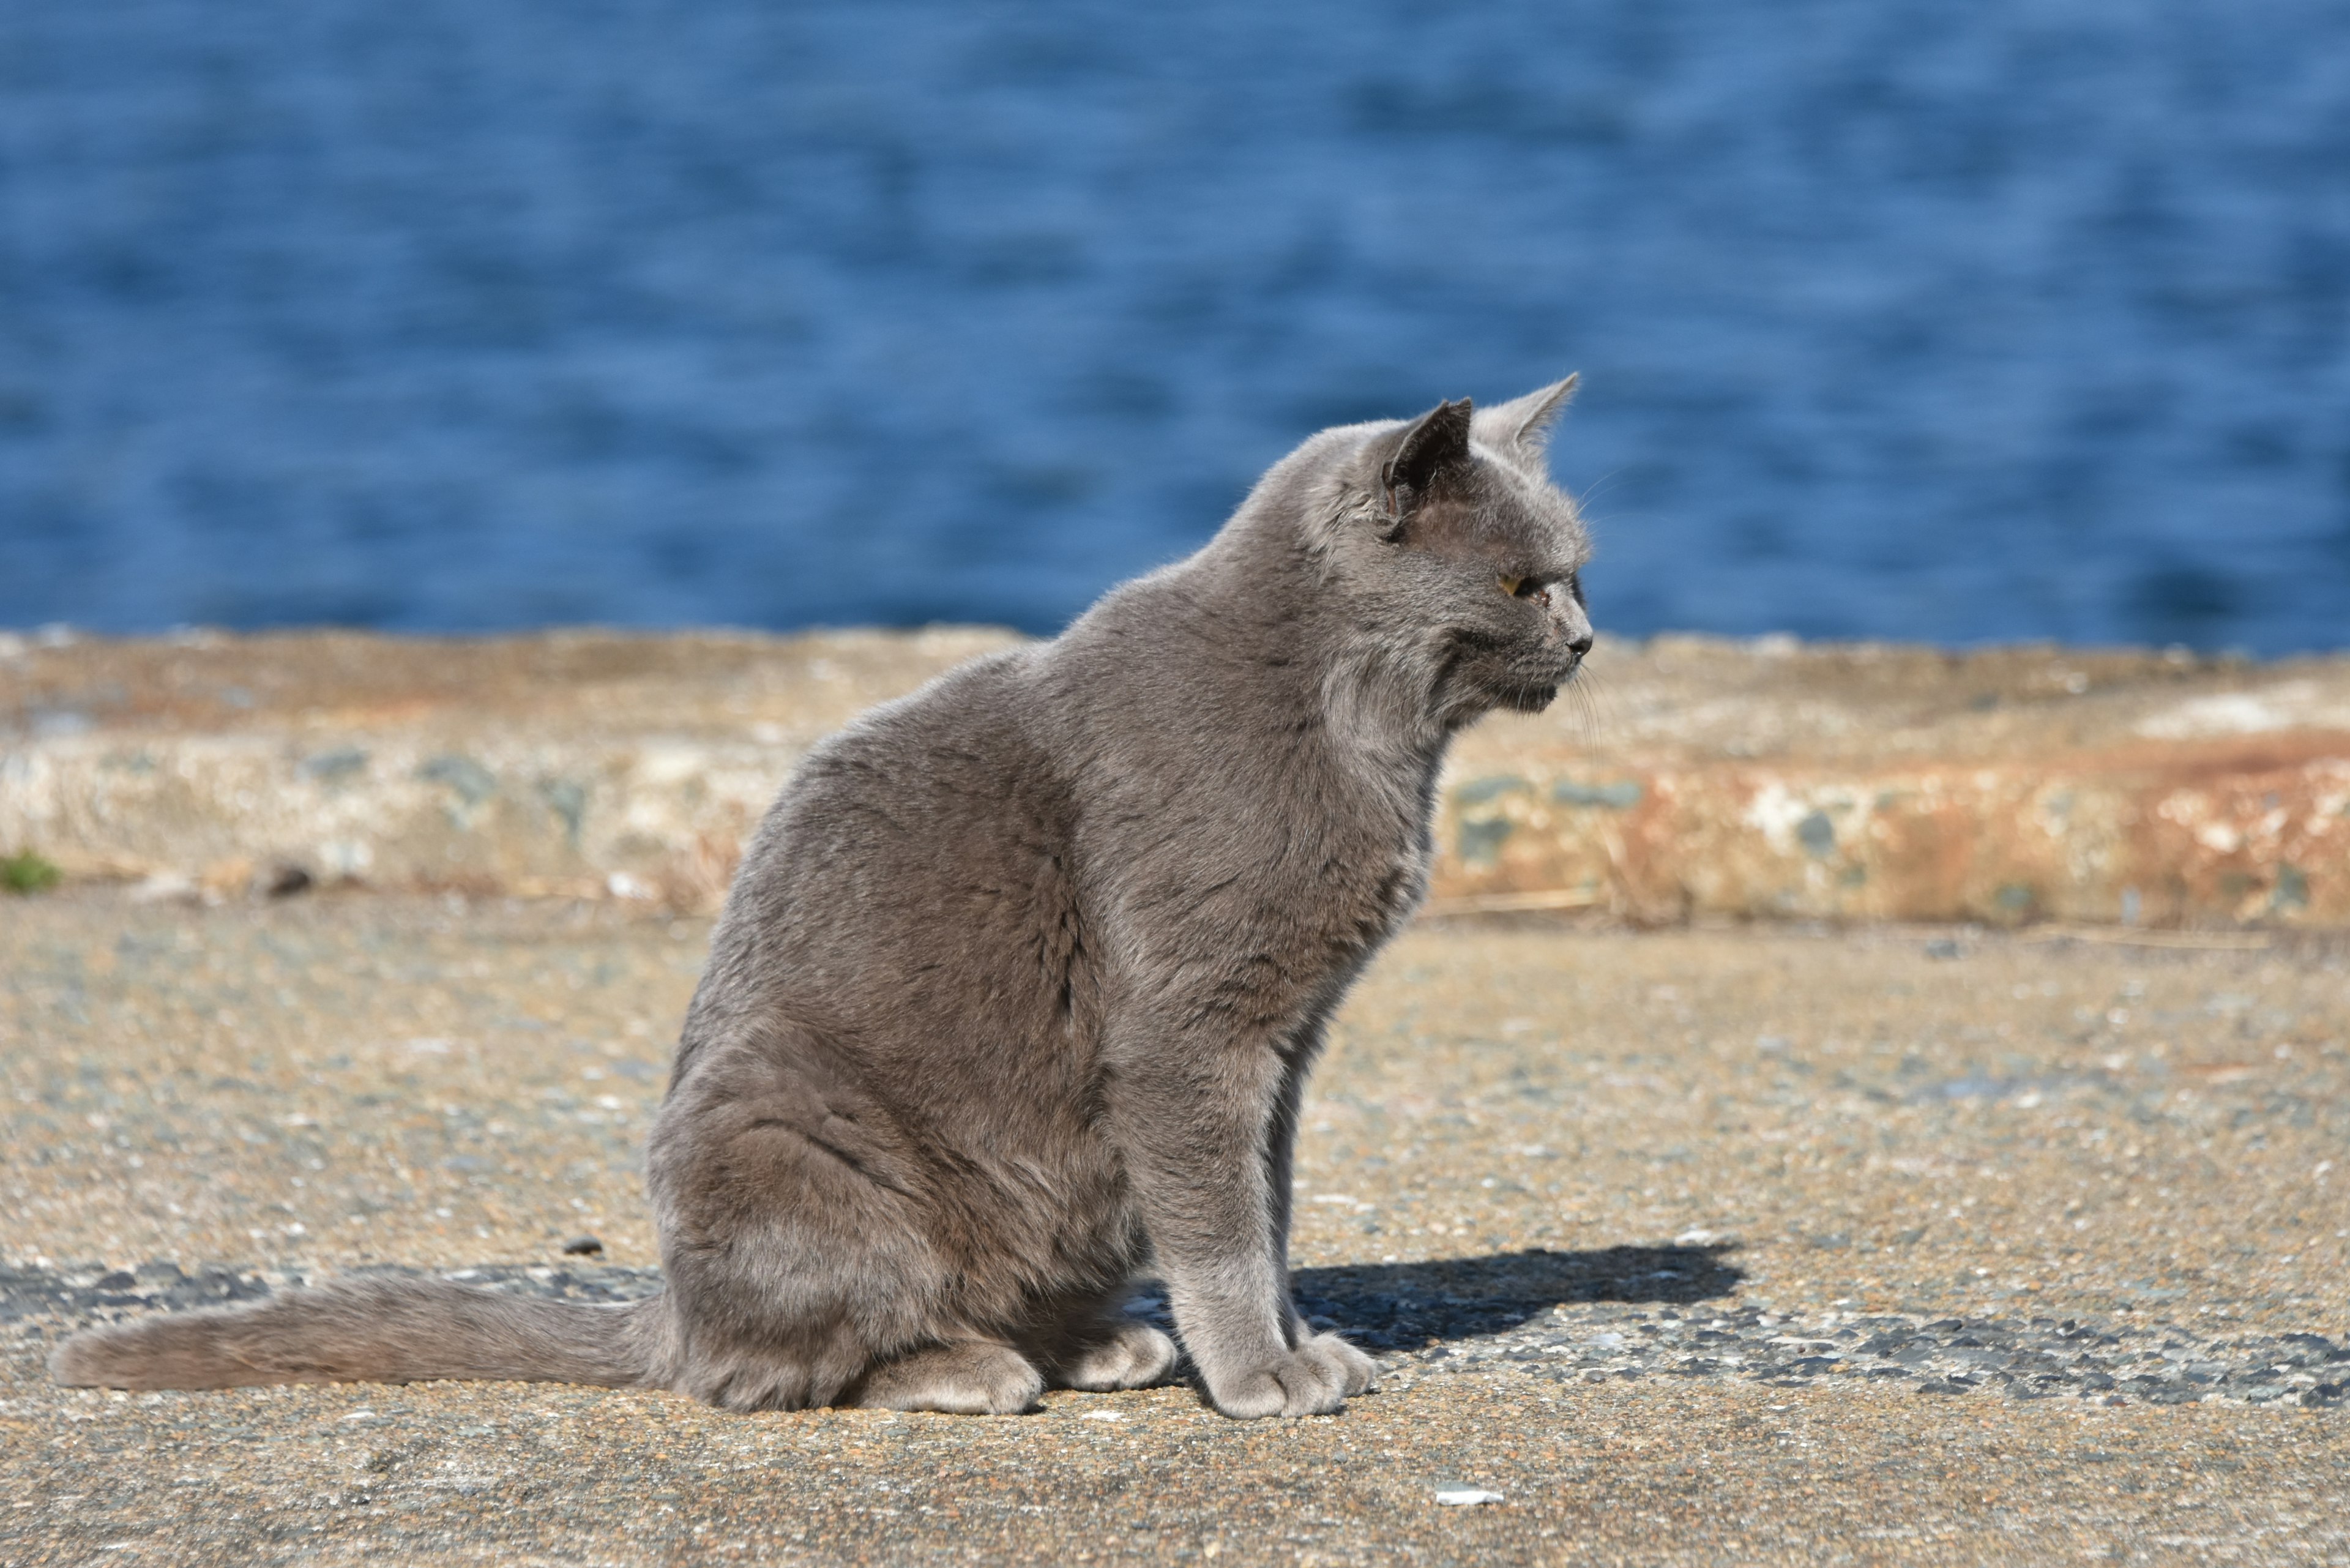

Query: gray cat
left=54, top=380, right=1594, bottom=1419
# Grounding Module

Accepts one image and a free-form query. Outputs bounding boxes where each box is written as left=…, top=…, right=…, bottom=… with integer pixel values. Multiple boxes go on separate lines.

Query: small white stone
left=1079, top=1410, right=1123, bottom=1422
left=129, top=872, right=198, bottom=905
left=1435, top=1487, right=1504, bottom=1506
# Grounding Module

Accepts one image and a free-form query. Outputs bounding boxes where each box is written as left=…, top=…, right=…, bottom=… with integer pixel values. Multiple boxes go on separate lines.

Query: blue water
left=3, top=0, right=2347, bottom=652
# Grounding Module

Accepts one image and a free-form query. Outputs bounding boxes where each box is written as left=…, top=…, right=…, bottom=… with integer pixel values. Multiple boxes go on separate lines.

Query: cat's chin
left=1497, top=683, right=1559, bottom=714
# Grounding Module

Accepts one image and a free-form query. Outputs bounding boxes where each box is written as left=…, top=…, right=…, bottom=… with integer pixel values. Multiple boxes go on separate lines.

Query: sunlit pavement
left=5, top=890, right=2345, bottom=1564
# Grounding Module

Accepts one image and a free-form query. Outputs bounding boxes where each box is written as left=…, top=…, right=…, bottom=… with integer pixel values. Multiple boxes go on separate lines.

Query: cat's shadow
left=1281, top=1242, right=1745, bottom=1351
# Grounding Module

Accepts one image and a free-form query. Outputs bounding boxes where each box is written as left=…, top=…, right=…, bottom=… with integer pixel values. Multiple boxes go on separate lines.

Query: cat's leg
left=648, top=1032, right=971, bottom=1414
left=1105, top=1025, right=1376, bottom=1419
left=845, top=1340, right=1045, bottom=1414
left=1261, top=1047, right=1312, bottom=1348
left=1254, top=1040, right=1377, bottom=1403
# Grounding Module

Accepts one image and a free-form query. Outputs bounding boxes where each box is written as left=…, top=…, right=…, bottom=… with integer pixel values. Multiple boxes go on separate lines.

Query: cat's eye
left=1500, top=575, right=1550, bottom=604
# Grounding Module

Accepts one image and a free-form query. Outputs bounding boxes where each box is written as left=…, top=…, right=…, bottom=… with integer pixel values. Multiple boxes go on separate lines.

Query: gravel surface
left=4, top=890, right=2346, bottom=1564
left=15, top=1259, right=2347, bottom=1412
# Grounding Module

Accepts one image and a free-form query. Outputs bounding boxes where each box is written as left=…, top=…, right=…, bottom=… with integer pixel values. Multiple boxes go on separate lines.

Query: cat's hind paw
left=1059, top=1321, right=1179, bottom=1391
left=1206, top=1332, right=1377, bottom=1419
left=849, top=1341, right=1045, bottom=1415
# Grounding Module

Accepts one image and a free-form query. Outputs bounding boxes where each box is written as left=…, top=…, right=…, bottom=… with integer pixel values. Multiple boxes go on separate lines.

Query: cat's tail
left=49, top=1275, right=663, bottom=1392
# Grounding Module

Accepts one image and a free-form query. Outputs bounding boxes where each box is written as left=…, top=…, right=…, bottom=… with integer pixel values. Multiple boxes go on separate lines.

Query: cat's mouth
left=1438, top=632, right=1581, bottom=718
left=1505, top=648, right=1588, bottom=712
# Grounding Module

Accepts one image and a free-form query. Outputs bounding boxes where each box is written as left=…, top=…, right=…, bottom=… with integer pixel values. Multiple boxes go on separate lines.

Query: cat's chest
left=1094, top=736, right=1438, bottom=961
left=1362, top=819, right=1433, bottom=924
left=1290, top=782, right=1434, bottom=950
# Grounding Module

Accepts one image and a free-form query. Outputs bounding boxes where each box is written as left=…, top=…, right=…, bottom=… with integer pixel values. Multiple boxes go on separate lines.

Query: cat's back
left=684, top=646, right=1087, bottom=1064
left=737, top=573, right=1236, bottom=936
left=782, top=645, right=1058, bottom=865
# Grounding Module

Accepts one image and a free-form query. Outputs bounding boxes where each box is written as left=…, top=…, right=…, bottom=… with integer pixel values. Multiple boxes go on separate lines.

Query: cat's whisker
left=1570, top=465, right=1635, bottom=509
left=1562, top=666, right=1614, bottom=755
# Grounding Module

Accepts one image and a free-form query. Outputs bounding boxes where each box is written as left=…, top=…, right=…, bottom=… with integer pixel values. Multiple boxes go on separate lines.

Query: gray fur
left=48, top=1277, right=657, bottom=1391
left=53, top=382, right=1594, bottom=1419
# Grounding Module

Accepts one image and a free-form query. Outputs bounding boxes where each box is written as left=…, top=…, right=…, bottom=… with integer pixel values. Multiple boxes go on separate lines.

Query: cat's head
left=1329, top=378, right=1594, bottom=721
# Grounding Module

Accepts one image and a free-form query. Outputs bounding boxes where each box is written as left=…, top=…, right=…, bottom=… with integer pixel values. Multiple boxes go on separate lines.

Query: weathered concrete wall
left=1431, top=743, right=2350, bottom=927
left=1434, top=638, right=2350, bottom=926
left=0, top=627, right=1010, bottom=908
left=4, top=627, right=2346, bottom=926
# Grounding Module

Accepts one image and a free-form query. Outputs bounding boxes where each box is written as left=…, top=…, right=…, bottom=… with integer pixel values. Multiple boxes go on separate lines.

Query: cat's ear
left=1379, top=398, right=1475, bottom=535
left=1476, top=375, right=1580, bottom=457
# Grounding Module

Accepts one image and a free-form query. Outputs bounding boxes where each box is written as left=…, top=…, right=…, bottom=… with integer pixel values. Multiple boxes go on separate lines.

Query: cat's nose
left=1553, top=603, right=1594, bottom=656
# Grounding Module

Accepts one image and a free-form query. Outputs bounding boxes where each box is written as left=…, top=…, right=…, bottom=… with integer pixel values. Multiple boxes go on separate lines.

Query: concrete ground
left=3, top=889, right=2346, bottom=1565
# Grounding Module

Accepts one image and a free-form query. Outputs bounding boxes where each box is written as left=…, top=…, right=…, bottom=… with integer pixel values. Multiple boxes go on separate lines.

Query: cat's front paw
left=1206, top=1332, right=1378, bottom=1419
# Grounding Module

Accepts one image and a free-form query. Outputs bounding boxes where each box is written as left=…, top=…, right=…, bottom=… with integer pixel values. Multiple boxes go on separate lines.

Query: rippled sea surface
left=3, top=0, right=2346, bottom=651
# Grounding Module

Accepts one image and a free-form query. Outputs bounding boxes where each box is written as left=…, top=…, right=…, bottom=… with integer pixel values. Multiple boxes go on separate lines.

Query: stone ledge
left=4, top=627, right=2345, bottom=927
